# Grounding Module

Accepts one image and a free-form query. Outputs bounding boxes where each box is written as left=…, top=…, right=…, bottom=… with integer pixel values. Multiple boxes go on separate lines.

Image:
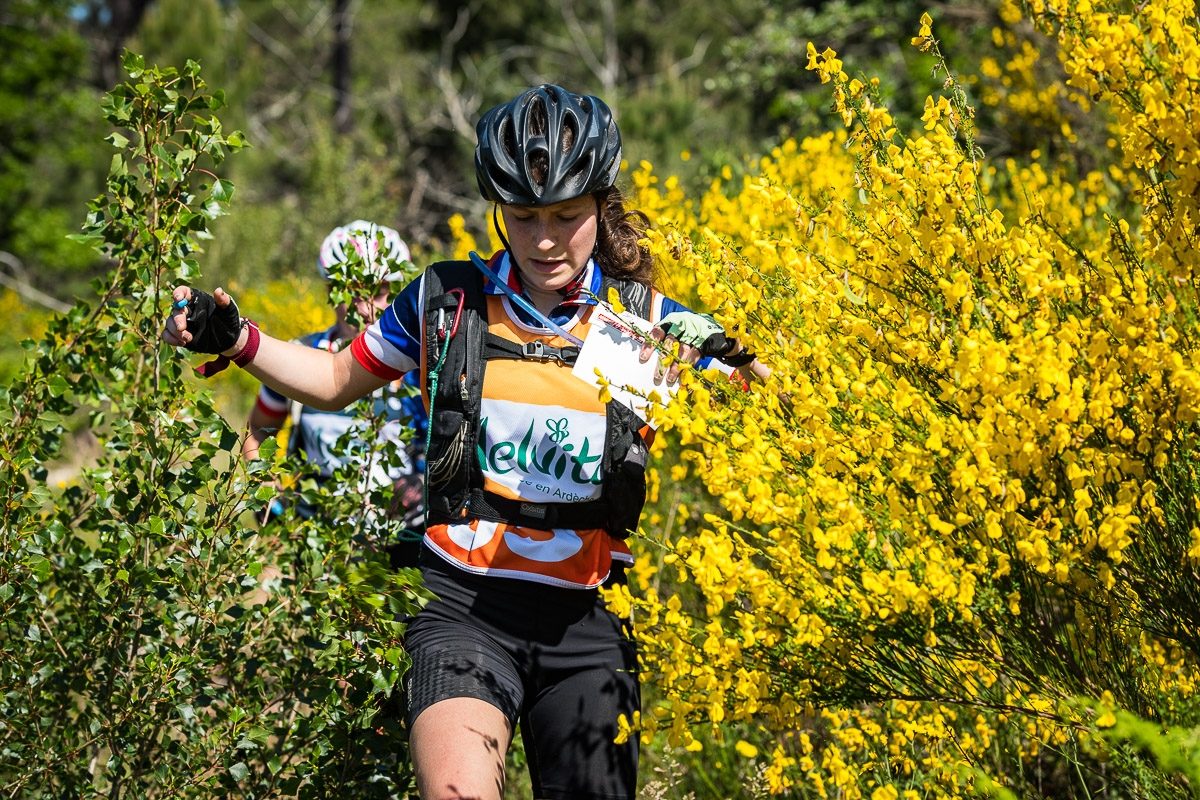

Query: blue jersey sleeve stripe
left=358, top=272, right=424, bottom=374
left=656, top=294, right=692, bottom=320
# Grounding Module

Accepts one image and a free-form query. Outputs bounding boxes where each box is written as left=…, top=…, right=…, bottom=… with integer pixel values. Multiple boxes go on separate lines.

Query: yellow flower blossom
left=735, top=740, right=759, bottom=758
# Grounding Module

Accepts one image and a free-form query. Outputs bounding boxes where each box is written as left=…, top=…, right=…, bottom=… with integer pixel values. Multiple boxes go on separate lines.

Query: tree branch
left=0, top=252, right=72, bottom=314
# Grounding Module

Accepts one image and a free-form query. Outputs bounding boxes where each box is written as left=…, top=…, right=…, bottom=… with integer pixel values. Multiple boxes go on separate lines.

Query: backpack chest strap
left=484, top=332, right=580, bottom=365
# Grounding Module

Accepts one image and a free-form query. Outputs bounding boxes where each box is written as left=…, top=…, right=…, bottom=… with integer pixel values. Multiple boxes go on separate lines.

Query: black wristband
left=719, top=350, right=756, bottom=368
left=195, top=319, right=257, bottom=378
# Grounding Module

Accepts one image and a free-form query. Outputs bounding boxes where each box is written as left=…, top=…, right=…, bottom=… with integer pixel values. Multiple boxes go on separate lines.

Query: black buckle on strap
left=521, top=341, right=579, bottom=365
left=522, top=341, right=555, bottom=360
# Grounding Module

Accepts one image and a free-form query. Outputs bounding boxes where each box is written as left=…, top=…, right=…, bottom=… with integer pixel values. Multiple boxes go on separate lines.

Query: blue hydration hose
left=468, top=251, right=585, bottom=347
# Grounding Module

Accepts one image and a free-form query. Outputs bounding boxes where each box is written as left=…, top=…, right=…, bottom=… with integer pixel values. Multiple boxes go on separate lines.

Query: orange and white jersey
left=353, top=253, right=684, bottom=589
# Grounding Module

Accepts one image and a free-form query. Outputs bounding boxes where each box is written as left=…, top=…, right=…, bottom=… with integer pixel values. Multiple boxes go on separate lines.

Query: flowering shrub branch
left=619, top=1, right=1200, bottom=795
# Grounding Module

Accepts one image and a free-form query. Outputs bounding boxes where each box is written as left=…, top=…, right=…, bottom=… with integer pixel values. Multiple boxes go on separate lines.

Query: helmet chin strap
left=591, top=194, right=605, bottom=263
left=493, top=204, right=511, bottom=255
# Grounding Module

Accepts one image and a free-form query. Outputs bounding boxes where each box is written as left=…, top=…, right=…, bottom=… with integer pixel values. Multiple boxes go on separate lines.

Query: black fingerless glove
left=183, top=289, right=244, bottom=354
left=700, top=332, right=737, bottom=359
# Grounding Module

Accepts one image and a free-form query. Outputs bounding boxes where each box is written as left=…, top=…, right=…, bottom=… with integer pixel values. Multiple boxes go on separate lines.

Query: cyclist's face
left=335, top=288, right=391, bottom=332
left=501, top=196, right=599, bottom=302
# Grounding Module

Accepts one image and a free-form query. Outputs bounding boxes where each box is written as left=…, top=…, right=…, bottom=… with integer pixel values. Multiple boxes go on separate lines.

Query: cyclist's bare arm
left=162, top=286, right=389, bottom=410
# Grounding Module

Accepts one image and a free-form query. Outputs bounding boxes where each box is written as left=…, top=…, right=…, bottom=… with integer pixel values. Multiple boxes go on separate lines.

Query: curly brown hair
left=594, top=185, right=656, bottom=288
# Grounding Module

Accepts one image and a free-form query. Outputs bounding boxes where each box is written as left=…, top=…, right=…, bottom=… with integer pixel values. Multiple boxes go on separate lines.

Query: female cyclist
left=162, top=84, right=763, bottom=800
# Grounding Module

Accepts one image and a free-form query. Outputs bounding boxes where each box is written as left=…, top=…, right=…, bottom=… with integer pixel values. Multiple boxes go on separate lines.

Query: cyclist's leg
left=403, top=586, right=524, bottom=800
left=410, top=697, right=512, bottom=800
left=520, top=597, right=640, bottom=800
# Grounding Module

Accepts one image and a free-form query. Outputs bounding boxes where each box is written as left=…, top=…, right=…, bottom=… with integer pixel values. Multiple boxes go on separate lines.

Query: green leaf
left=178, top=258, right=200, bottom=278
left=211, top=179, right=235, bottom=204
left=199, top=199, right=224, bottom=220
left=219, top=428, right=240, bottom=452
left=26, top=555, right=51, bottom=582
left=122, top=51, right=145, bottom=78
left=47, top=375, right=70, bottom=398
left=228, top=762, right=249, bottom=782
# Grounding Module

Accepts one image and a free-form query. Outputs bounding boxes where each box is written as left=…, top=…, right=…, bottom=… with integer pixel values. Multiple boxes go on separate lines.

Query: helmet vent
left=527, top=95, right=545, bottom=138
left=499, top=117, right=517, bottom=162
left=560, top=114, right=578, bottom=153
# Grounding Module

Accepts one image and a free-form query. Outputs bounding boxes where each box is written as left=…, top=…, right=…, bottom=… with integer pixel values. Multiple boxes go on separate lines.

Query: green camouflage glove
left=655, top=311, right=735, bottom=358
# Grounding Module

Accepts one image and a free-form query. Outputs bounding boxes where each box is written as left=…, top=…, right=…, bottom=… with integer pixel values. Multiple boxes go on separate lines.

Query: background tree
left=0, top=1, right=110, bottom=298
left=3, top=0, right=1036, bottom=309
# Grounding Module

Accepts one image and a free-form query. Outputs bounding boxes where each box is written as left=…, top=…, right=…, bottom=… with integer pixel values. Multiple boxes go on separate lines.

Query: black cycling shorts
left=403, top=549, right=640, bottom=800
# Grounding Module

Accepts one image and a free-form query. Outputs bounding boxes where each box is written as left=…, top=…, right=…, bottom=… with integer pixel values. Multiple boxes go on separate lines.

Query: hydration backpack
left=421, top=259, right=651, bottom=538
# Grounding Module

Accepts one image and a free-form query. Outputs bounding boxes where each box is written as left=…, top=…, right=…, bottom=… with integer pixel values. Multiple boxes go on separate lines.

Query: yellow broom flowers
left=617, top=0, right=1200, bottom=793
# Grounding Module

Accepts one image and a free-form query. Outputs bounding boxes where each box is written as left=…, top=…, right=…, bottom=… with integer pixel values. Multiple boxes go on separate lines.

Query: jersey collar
left=483, top=251, right=601, bottom=307
left=482, top=251, right=602, bottom=329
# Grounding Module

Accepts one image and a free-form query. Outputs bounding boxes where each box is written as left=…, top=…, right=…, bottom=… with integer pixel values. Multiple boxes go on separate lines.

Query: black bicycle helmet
left=475, top=84, right=622, bottom=206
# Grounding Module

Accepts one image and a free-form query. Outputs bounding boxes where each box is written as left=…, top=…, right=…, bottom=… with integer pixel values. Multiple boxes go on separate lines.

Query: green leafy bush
left=0, top=53, right=425, bottom=798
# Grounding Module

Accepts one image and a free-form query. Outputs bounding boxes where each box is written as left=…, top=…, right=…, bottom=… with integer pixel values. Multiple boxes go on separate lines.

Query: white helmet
left=317, top=220, right=411, bottom=282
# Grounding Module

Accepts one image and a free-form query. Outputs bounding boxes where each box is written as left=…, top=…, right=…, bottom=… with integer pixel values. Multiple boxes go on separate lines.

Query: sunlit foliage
left=614, top=1, right=1200, bottom=795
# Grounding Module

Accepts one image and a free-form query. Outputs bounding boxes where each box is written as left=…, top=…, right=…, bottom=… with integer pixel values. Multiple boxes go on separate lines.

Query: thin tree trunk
left=332, top=0, right=352, bottom=135
left=90, top=0, right=153, bottom=90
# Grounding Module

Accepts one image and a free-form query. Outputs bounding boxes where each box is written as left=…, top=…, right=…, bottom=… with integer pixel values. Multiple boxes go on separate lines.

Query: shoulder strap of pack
left=596, top=273, right=652, bottom=320
left=422, top=261, right=489, bottom=523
